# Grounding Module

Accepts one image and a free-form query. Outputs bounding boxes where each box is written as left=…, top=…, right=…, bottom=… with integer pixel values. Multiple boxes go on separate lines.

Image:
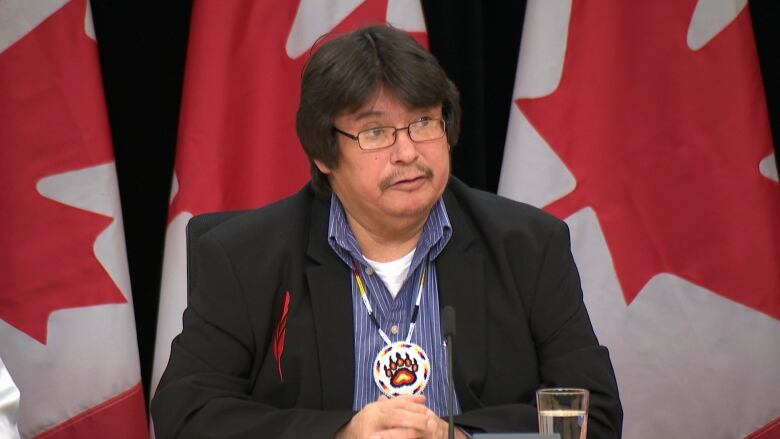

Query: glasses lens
left=358, top=127, right=394, bottom=149
left=409, top=119, right=445, bottom=142
left=355, top=120, right=446, bottom=149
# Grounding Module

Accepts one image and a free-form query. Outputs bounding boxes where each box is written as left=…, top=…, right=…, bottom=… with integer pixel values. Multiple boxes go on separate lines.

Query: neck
left=344, top=210, right=427, bottom=263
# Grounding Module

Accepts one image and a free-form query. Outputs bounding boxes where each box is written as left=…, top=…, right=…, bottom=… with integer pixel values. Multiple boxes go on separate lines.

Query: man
left=152, top=25, right=622, bottom=438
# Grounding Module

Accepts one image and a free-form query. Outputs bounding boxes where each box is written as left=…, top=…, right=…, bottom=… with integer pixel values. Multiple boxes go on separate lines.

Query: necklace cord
left=351, top=258, right=426, bottom=345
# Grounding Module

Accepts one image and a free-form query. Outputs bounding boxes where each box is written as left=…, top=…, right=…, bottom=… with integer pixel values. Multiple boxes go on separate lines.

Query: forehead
left=336, top=89, right=442, bottom=124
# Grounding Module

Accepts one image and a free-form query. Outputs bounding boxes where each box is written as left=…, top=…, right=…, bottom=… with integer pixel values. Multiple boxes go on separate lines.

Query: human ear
left=313, top=159, right=332, bottom=175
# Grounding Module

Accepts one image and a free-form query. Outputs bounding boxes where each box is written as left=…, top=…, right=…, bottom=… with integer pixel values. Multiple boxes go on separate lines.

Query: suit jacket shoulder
left=446, top=176, right=564, bottom=240
left=201, top=183, right=319, bottom=254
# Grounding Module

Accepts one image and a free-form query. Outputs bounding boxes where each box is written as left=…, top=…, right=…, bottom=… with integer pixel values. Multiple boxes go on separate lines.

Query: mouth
left=389, top=175, right=427, bottom=190
left=380, top=164, right=434, bottom=191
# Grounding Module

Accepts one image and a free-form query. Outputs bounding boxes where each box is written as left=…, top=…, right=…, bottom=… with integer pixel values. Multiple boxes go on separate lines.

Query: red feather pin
left=272, top=290, right=291, bottom=382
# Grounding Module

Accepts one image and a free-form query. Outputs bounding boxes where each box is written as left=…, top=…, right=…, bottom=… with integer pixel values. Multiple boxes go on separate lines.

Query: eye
left=363, top=128, right=388, bottom=140
left=413, top=115, right=439, bottom=127
left=411, top=117, right=438, bottom=131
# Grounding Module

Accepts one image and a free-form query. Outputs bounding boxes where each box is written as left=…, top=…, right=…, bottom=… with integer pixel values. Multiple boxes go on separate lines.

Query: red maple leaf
left=170, top=0, right=428, bottom=218
left=517, top=1, right=780, bottom=318
left=0, top=0, right=127, bottom=344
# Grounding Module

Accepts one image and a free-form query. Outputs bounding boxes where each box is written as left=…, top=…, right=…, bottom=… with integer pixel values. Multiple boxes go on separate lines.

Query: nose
left=390, top=129, right=419, bottom=164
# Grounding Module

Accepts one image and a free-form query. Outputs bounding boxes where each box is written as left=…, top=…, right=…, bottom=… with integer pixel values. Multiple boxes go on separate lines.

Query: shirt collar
left=327, top=194, right=452, bottom=268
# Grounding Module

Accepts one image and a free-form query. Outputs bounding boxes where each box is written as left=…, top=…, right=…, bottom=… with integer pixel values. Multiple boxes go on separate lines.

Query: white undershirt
left=363, top=248, right=416, bottom=299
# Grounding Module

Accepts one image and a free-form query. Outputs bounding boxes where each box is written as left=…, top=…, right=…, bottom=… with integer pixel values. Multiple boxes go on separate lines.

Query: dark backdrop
left=89, top=0, right=780, bottom=403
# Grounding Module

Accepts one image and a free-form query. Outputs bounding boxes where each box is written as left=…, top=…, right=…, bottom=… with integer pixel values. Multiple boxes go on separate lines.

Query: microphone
left=442, top=306, right=456, bottom=439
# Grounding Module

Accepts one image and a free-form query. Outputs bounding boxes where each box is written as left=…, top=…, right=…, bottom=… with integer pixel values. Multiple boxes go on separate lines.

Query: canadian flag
left=498, top=0, right=780, bottom=438
left=149, top=0, right=428, bottom=420
left=0, top=1, right=147, bottom=438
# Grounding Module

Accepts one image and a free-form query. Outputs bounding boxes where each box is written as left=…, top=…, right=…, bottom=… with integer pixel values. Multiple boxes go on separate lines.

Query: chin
left=387, top=197, right=437, bottom=219
left=381, top=177, right=446, bottom=217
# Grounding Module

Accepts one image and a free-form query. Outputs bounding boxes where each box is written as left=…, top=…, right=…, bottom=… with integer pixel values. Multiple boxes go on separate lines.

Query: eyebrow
left=351, top=110, right=385, bottom=122
left=350, top=108, right=440, bottom=123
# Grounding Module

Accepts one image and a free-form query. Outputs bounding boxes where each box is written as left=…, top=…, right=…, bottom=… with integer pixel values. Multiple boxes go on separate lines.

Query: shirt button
left=365, top=266, right=374, bottom=275
left=390, top=324, right=400, bottom=334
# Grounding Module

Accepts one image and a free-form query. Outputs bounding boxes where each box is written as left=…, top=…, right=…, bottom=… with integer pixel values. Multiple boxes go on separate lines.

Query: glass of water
left=536, top=388, right=589, bottom=439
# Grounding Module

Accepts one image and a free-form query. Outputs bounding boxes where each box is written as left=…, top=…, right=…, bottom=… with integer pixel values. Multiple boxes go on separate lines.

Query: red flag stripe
left=35, top=383, right=147, bottom=439
left=746, top=417, right=780, bottom=439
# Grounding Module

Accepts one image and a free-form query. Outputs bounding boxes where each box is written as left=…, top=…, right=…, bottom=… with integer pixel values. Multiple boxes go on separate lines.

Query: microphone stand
left=443, top=306, right=456, bottom=439
left=446, top=331, right=455, bottom=439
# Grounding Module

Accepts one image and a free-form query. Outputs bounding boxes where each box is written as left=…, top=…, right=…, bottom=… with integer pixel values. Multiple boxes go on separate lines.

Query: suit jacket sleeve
left=454, top=219, right=622, bottom=438
left=151, top=232, right=354, bottom=439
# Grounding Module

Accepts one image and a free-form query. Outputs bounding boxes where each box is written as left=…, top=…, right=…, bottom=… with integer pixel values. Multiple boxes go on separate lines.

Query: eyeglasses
left=334, top=118, right=447, bottom=150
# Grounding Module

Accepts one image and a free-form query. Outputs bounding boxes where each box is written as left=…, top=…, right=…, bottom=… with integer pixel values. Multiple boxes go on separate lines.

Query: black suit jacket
left=152, top=177, right=622, bottom=438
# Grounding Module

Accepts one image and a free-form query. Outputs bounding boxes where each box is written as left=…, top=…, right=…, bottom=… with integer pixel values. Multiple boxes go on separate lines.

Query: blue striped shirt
left=327, top=194, right=462, bottom=417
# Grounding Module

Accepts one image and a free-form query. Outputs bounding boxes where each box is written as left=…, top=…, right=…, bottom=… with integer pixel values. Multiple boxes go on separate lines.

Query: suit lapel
left=306, top=195, right=355, bottom=410
left=438, top=187, right=487, bottom=409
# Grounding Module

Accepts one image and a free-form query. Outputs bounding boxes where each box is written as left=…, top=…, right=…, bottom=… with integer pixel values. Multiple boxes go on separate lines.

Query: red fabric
left=36, top=383, right=148, bottom=439
left=747, top=418, right=780, bottom=439
left=0, top=0, right=126, bottom=345
left=0, top=1, right=147, bottom=437
left=518, top=0, right=780, bottom=316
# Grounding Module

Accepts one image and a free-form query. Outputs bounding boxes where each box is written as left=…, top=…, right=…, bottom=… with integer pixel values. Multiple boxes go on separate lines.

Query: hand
left=420, top=416, right=470, bottom=439
left=335, top=394, right=440, bottom=439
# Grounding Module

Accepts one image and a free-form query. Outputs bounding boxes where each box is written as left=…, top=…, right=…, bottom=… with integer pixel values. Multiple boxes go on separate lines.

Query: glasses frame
left=333, top=118, right=447, bottom=151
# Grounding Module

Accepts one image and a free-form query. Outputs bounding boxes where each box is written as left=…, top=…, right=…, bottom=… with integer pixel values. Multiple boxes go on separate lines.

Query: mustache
left=379, top=163, right=434, bottom=191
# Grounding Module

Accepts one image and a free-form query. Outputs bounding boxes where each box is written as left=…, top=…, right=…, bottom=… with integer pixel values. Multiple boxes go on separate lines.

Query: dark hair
left=296, top=24, right=461, bottom=197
